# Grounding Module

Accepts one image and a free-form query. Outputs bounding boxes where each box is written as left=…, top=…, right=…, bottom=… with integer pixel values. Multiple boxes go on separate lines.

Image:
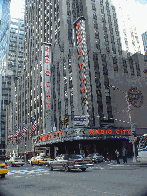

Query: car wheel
left=81, top=168, right=86, bottom=172
left=11, top=163, right=13, bottom=167
left=49, top=164, right=53, bottom=171
left=31, top=162, right=33, bottom=166
left=1, top=174, right=5, bottom=178
left=64, top=165, right=70, bottom=172
left=38, top=162, right=41, bottom=166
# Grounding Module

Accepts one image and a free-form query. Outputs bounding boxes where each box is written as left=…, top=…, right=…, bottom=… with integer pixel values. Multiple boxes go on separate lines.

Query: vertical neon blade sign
left=42, top=43, right=52, bottom=134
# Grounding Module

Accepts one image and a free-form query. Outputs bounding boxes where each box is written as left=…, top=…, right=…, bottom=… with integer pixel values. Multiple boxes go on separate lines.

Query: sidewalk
left=126, top=158, right=147, bottom=165
left=112, top=158, right=147, bottom=166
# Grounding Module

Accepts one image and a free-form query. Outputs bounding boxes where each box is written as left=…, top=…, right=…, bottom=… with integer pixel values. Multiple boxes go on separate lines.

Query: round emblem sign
left=127, top=87, right=143, bottom=108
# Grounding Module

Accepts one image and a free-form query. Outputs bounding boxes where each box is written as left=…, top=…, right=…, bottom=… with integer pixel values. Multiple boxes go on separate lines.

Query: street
left=0, top=160, right=147, bottom=196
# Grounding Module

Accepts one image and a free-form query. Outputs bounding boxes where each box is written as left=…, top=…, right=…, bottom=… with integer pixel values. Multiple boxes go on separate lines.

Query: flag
left=14, top=130, right=19, bottom=138
left=29, top=122, right=37, bottom=139
left=22, top=124, right=27, bottom=133
left=32, top=122, right=37, bottom=132
left=23, top=127, right=27, bottom=133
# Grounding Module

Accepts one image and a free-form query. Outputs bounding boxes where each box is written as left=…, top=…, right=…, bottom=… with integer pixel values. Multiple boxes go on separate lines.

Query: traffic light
left=62, top=118, right=68, bottom=126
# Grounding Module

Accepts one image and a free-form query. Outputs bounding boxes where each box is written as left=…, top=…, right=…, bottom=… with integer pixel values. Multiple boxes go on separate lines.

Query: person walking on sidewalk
left=122, top=147, right=127, bottom=163
left=115, top=149, right=120, bottom=164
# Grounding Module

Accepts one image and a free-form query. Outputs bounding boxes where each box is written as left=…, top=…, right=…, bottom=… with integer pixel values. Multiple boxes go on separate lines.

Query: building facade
left=142, top=31, right=147, bottom=53
left=0, top=0, right=10, bottom=155
left=6, top=0, right=147, bottom=158
left=4, top=17, right=24, bottom=157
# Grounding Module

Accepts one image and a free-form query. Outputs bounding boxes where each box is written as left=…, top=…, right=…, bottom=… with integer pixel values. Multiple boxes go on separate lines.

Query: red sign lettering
left=77, top=23, right=80, bottom=29
left=46, top=95, right=50, bottom=100
left=46, top=53, right=49, bottom=58
left=78, top=37, right=81, bottom=42
left=81, top=78, right=84, bottom=84
left=78, top=30, right=81, bottom=36
left=82, top=87, right=85, bottom=94
left=45, top=71, right=50, bottom=76
left=90, top=129, right=94, bottom=135
left=48, top=134, right=50, bottom=139
left=47, top=88, right=49, bottom=93
left=46, top=102, right=51, bottom=107
left=45, top=47, right=49, bottom=51
left=80, top=63, right=83, bottom=69
left=79, top=51, right=83, bottom=57
left=45, top=59, right=49, bottom=63
left=46, top=82, right=50, bottom=87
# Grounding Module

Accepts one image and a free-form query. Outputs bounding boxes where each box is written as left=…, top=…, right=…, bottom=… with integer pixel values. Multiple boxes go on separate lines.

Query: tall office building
left=111, top=0, right=144, bottom=57
left=0, top=0, right=10, bottom=155
left=7, top=0, right=147, bottom=157
left=142, top=31, right=147, bottom=53
left=5, top=18, right=24, bottom=156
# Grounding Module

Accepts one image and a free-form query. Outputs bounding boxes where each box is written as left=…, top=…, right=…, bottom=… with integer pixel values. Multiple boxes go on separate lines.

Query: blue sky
left=135, top=0, right=147, bottom=4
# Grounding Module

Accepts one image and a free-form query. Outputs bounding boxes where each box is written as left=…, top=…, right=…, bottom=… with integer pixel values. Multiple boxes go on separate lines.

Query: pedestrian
left=106, top=152, right=111, bottom=163
left=122, top=147, right=127, bottom=163
left=115, top=149, right=120, bottom=164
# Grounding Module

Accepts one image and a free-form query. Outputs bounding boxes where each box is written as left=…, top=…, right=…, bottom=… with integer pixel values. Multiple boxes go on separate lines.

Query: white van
left=137, top=134, right=147, bottom=163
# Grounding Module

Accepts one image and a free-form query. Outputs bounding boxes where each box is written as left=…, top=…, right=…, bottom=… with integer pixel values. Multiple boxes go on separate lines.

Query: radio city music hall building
left=6, top=0, right=147, bottom=158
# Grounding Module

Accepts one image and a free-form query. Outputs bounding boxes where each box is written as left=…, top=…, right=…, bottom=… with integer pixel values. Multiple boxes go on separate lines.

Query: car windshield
left=69, top=155, right=83, bottom=159
left=14, top=158, right=23, bottom=161
left=87, top=154, right=93, bottom=157
left=40, top=157, right=45, bottom=159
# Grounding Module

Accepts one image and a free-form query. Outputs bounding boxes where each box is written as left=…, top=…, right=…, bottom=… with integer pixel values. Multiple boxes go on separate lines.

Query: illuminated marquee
left=76, top=19, right=86, bottom=95
left=90, top=129, right=131, bottom=135
left=44, top=46, right=51, bottom=108
left=40, top=131, right=62, bottom=141
left=42, top=43, right=52, bottom=133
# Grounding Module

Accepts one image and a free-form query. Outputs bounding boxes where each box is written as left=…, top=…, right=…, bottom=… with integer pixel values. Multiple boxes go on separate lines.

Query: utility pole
left=125, top=95, right=136, bottom=162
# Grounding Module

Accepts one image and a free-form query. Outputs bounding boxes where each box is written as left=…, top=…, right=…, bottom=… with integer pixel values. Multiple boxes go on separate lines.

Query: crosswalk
left=7, top=166, right=50, bottom=177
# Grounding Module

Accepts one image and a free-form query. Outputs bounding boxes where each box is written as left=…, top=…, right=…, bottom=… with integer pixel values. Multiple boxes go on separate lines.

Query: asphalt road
left=0, top=161, right=147, bottom=196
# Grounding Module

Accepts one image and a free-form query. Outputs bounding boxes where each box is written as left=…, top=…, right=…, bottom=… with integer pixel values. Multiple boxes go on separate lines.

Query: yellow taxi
left=0, top=160, right=8, bottom=178
left=31, top=156, right=53, bottom=166
left=38, top=157, right=53, bottom=165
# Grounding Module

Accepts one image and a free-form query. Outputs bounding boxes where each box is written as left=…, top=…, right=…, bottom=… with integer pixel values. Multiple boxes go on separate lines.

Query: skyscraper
left=142, top=31, right=147, bottom=53
left=0, top=0, right=10, bottom=155
left=7, top=0, right=147, bottom=157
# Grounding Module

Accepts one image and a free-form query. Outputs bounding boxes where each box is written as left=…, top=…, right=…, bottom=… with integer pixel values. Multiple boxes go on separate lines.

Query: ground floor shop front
left=37, top=138, right=135, bottom=160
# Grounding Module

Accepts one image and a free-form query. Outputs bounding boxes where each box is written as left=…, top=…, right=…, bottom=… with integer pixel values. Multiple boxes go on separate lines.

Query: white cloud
left=10, top=0, right=25, bottom=19
left=112, top=0, right=147, bottom=35
left=130, top=0, right=147, bottom=35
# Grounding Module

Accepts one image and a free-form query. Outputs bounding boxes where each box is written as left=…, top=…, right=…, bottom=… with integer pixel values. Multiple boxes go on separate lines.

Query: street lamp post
left=109, top=85, right=136, bottom=162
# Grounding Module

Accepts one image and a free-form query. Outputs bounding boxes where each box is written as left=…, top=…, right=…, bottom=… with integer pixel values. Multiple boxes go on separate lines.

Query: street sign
left=74, top=117, right=87, bottom=121
left=129, top=136, right=135, bottom=143
left=73, top=116, right=88, bottom=126
left=53, top=127, right=56, bottom=132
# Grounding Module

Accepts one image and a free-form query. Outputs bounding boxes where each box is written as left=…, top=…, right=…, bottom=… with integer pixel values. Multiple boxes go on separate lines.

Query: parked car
left=38, top=157, right=53, bottom=165
left=31, top=156, right=52, bottom=166
left=0, top=160, right=8, bottom=178
left=28, top=157, right=35, bottom=164
left=7, top=157, right=25, bottom=166
left=86, top=153, right=104, bottom=163
left=46, top=154, right=94, bottom=172
left=30, top=156, right=41, bottom=165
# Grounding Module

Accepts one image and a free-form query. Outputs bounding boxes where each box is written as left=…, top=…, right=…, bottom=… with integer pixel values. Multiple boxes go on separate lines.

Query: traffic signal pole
left=126, top=95, right=136, bottom=162
left=109, top=85, right=136, bottom=162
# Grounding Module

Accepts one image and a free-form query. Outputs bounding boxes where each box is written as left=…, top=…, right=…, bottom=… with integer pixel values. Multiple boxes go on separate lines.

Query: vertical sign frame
left=42, top=43, right=52, bottom=134
left=73, top=16, right=89, bottom=116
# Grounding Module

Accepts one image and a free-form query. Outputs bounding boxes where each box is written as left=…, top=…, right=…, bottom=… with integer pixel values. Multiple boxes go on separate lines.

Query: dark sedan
left=86, top=153, right=104, bottom=163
